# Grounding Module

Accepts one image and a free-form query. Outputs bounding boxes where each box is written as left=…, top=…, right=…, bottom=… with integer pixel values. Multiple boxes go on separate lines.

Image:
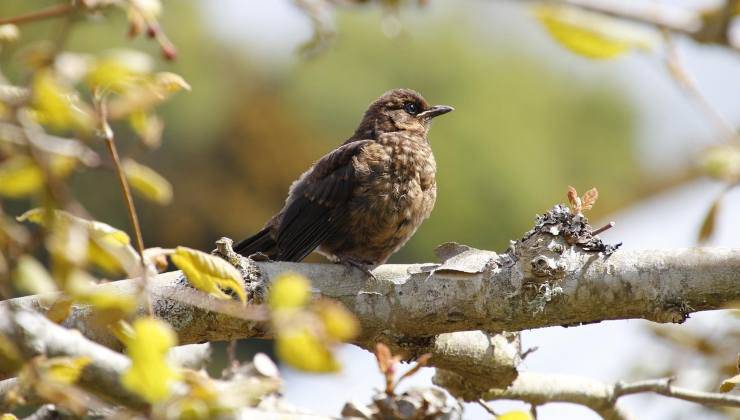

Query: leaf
left=269, top=273, right=311, bottom=310
left=374, top=342, right=400, bottom=375
left=171, top=246, right=246, bottom=303
left=315, top=300, right=359, bottom=341
left=581, top=187, right=598, bottom=211
left=18, top=208, right=139, bottom=275
left=66, top=269, right=137, bottom=317
left=129, top=111, right=164, bottom=148
left=18, top=208, right=130, bottom=245
left=698, top=196, right=721, bottom=243
left=498, top=411, right=533, bottom=420
left=31, top=70, right=93, bottom=132
left=720, top=374, right=740, bottom=393
left=122, top=158, right=173, bottom=205
left=700, top=145, right=740, bottom=182
left=0, top=154, right=78, bottom=198
left=46, top=296, right=74, bottom=324
left=121, top=317, right=180, bottom=403
left=154, top=72, right=191, bottom=93
left=0, top=155, right=44, bottom=198
left=535, top=5, right=653, bottom=59
left=275, top=328, right=340, bottom=373
left=44, top=356, right=91, bottom=384
left=12, top=255, right=57, bottom=295
left=0, top=332, right=21, bottom=373
left=1, top=414, right=18, bottom=420
left=85, top=58, right=141, bottom=94
left=566, top=185, right=581, bottom=213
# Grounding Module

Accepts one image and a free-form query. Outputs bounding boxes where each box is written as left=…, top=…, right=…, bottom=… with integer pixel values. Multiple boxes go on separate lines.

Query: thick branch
left=4, top=243, right=739, bottom=349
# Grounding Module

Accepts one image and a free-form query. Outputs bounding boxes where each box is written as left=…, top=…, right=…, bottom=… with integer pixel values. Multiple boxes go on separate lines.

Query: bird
left=234, top=88, right=453, bottom=275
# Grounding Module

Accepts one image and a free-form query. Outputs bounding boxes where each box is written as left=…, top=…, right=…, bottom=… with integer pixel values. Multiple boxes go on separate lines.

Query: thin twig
left=662, top=30, right=739, bottom=143
left=94, top=95, right=151, bottom=315
left=477, top=399, right=498, bottom=416
left=615, top=377, right=740, bottom=407
left=592, top=221, right=615, bottom=236
left=0, top=3, right=76, bottom=26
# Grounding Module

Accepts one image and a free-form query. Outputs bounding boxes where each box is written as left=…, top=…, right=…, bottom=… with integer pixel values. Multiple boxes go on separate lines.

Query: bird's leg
left=336, top=256, right=377, bottom=280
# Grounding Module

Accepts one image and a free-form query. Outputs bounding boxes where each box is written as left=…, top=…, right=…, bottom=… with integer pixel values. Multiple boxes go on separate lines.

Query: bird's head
left=353, top=88, right=454, bottom=139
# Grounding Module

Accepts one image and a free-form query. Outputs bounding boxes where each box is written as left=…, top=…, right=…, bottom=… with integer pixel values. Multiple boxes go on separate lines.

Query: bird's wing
left=275, top=139, right=373, bottom=261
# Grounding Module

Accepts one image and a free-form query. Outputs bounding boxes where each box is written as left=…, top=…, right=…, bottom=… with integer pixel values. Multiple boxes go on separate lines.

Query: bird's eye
left=404, top=102, right=419, bottom=115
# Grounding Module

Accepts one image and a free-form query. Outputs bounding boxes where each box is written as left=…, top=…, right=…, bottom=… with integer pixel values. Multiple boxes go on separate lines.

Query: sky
left=198, top=1, right=740, bottom=418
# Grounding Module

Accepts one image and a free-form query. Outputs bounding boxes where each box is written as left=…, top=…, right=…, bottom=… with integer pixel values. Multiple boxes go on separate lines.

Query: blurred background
left=2, top=0, right=739, bottom=419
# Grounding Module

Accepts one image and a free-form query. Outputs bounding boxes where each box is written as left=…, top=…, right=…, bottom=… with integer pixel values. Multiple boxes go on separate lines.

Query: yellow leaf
left=0, top=155, right=43, bottom=198
left=12, top=255, right=57, bottom=295
left=701, top=145, right=740, bottom=182
left=129, top=111, right=164, bottom=148
left=67, top=270, right=137, bottom=315
left=18, top=208, right=130, bottom=245
left=31, top=70, right=93, bottom=131
left=45, top=356, right=91, bottom=384
left=276, top=328, right=339, bottom=373
left=86, top=59, right=140, bottom=94
left=498, top=410, right=533, bottom=420
left=0, top=332, right=21, bottom=374
left=1, top=414, right=18, bottom=420
left=46, top=296, right=74, bottom=324
left=121, top=317, right=180, bottom=403
left=535, top=5, right=653, bottom=59
left=0, top=154, right=78, bottom=199
left=122, top=158, right=173, bottom=205
left=720, top=374, right=740, bottom=392
left=171, top=246, right=246, bottom=303
left=269, top=273, right=311, bottom=310
left=154, top=72, right=191, bottom=93
left=18, top=208, right=139, bottom=275
left=315, top=300, right=359, bottom=341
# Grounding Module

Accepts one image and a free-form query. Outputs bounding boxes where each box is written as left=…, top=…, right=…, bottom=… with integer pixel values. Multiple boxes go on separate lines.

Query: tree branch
left=434, top=371, right=740, bottom=420
left=3, top=240, right=739, bottom=352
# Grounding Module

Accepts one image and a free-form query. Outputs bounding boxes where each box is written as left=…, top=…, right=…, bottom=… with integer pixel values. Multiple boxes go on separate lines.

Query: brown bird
left=234, top=88, right=453, bottom=273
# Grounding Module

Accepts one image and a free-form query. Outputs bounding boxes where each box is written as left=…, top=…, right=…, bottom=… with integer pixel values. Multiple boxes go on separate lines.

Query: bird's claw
left=338, top=257, right=377, bottom=281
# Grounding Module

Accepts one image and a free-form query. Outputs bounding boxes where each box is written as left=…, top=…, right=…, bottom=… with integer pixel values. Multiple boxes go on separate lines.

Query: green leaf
left=170, top=246, right=246, bottom=303
left=121, top=318, right=180, bottom=403
left=122, top=158, right=173, bottom=205
left=535, top=5, right=653, bottom=59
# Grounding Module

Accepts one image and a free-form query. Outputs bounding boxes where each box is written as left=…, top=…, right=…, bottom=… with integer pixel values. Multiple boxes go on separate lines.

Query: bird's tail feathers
left=234, top=226, right=276, bottom=257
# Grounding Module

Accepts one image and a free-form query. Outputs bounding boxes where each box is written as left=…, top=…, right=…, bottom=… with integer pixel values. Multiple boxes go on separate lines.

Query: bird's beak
left=418, top=105, right=454, bottom=120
